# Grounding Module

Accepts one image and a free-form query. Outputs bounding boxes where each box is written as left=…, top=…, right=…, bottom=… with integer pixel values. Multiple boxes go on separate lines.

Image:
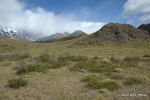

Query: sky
left=0, top=0, right=150, bottom=37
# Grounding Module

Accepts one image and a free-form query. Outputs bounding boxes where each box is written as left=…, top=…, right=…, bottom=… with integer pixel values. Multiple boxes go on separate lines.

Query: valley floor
left=0, top=39, right=150, bottom=100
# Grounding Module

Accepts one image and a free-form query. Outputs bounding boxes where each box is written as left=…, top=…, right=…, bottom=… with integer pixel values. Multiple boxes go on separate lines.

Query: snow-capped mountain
left=0, top=26, right=19, bottom=37
left=0, top=26, right=35, bottom=41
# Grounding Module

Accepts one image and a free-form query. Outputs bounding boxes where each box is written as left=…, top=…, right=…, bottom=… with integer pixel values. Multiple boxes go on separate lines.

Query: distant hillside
left=69, top=30, right=86, bottom=37
left=91, top=23, right=149, bottom=42
left=35, top=32, right=69, bottom=42
left=58, top=30, right=87, bottom=41
left=138, top=23, right=150, bottom=34
left=36, top=30, right=86, bottom=43
left=74, top=23, right=150, bottom=45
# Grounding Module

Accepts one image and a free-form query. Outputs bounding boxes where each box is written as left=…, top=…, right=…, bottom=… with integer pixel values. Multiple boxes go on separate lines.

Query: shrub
left=70, top=58, right=138, bottom=73
left=98, top=81, right=121, bottom=91
left=70, top=60, right=117, bottom=73
left=70, top=60, right=98, bottom=72
left=82, top=75, right=97, bottom=82
left=113, top=68, right=123, bottom=73
left=82, top=75, right=121, bottom=91
left=123, top=56, right=141, bottom=62
left=8, top=79, right=27, bottom=89
left=16, top=63, right=50, bottom=75
left=124, top=75, right=150, bottom=85
left=98, top=89, right=111, bottom=97
left=143, top=54, right=150, bottom=57
left=101, top=58, right=110, bottom=63
left=82, top=75, right=102, bottom=89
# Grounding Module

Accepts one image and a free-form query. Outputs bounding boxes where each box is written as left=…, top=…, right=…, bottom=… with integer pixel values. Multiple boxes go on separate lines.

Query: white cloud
left=123, top=0, right=150, bottom=23
left=0, top=0, right=105, bottom=38
left=0, top=0, right=23, bottom=25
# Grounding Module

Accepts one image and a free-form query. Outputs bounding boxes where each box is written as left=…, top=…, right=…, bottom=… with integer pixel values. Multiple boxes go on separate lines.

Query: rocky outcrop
left=138, top=23, right=150, bottom=34
left=90, top=23, right=149, bottom=43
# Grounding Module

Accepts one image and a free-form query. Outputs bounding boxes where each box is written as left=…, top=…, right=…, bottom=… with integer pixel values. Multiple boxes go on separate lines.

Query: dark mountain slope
left=73, top=23, right=150, bottom=45
left=89, top=23, right=149, bottom=43
left=138, top=23, right=150, bottom=34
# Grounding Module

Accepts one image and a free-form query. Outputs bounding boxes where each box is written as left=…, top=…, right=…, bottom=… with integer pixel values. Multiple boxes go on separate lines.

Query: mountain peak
left=93, top=23, right=149, bottom=41
left=0, top=26, right=18, bottom=37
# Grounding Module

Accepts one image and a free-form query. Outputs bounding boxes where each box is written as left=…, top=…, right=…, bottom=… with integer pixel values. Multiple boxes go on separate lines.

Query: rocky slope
left=138, top=23, right=150, bottom=34
left=88, top=23, right=149, bottom=43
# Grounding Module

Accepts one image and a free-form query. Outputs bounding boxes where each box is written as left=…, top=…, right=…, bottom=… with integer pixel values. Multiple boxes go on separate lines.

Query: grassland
left=0, top=38, right=150, bottom=100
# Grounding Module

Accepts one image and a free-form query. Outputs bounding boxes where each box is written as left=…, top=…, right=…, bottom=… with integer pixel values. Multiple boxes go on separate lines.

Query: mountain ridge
left=72, top=23, right=150, bottom=45
left=36, top=30, right=87, bottom=43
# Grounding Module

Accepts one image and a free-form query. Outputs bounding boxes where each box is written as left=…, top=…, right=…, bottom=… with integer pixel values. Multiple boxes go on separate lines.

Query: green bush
left=98, top=81, right=121, bottom=91
left=82, top=75, right=97, bottom=82
left=16, top=63, right=50, bottom=75
left=8, top=79, right=27, bottom=89
left=113, top=68, right=123, bottom=73
left=124, top=75, right=150, bottom=85
left=70, top=60, right=117, bottom=73
left=98, top=89, right=111, bottom=97
left=82, top=75, right=121, bottom=91
left=124, top=56, right=141, bottom=62
left=70, top=58, right=138, bottom=73
left=82, top=75, right=102, bottom=89
left=143, top=54, right=150, bottom=57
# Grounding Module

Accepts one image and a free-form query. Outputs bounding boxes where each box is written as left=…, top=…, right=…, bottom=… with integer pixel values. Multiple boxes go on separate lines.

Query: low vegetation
left=143, top=54, right=150, bottom=57
left=70, top=58, right=138, bottom=73
left=98, top=89, right=111, bottom=97
left=0, top=38, right=149, bottom=99
left=123, top=56, right=141, bottom=62
left=113, top=68, right=123, bottom=73
left=82, top=75, right=121, bottom=91
left=38, top=53, right=50, bottom=62
left=108, top=73, right=124, bottom=80
left=124, top=75, right=150, bottom=85
left=0, top=52, right=30, bottom=61
left=16, top=63, right=50, bottom=75
left=7, top=78, right=27, bottom=89
left=57, top=54, right=89, bottom=62
left=50, top=60, right=68, bottom=68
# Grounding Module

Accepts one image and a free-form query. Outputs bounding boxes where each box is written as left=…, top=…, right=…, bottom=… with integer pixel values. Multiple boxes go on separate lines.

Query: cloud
left=0, top=0, right=105, bottom=38
left=123, top=0, right=150, bottom=23
left=0, top=0, right=23, bottom=25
